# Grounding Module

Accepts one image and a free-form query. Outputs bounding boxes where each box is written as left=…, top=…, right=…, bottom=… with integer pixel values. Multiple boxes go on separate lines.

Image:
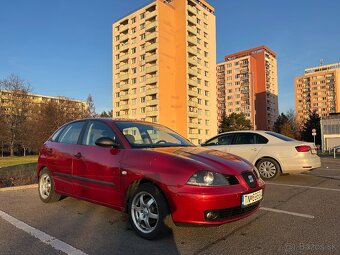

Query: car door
left=229, top=132, right=268, bottom=163
left=48, top=121, right=86, bottom=195
left=201, top=133, right=234, bottom=153
left=72, top=120, right=124, bottom=208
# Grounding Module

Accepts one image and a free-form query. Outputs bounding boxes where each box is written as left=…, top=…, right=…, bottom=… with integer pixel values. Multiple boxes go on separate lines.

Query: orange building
left=112, top=0, right=217, bottom=144
left=217, top=46, right=279, bottom=130
left=294, top=62, right=340, bottom=126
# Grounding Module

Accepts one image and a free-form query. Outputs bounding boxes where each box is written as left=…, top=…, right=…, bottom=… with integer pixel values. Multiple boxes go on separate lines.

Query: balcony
left=188, top=36, right=197, bottom=45
left=119, top=73, right=129, bottom=81
left=188, top=89, right=198, bottom=97
left=188, top=68, right=198, bottom=77
left=188, top=79, right=198, bottom=87
left=187, top=5, right=196, bottom=15
left=145, top=54, right=157, bottom=63
left=120, top=34, right=128, bottom=41
left=120, top=24, right=129, bottom=33
left=188, top=111, right=198, bottom=118
left=145, top=11, right=157, bottom=20
left=146, top=110, right=158, bottom=117
left=120, top=94, right=129, bottom=101
left=145, top=43, right=157, bottom=53
left=187, top=26, right=197, bottom=35
left=146, top=65, right=157, bottom=74
left=188, top=100, right=198, bottom=108
left=146, top=76, right=158, bottom=85
left=120, top=104, right=129, bottom=110
left=146, top=86, right=158, bottom=95
left=145, top=32, right=157, bottom=41
left=187, top=15, right=196, bottom=25
left=120, top=63, right=129, bottom=71
left=145, top=20, right=157, bottom=31
left=188, top=46, right=197, bottom=56
left=120, top=44, right=129, bottom=52
left=188, top=122, right=198, bottom=129
left=120, top=83, right=129, bottom=91
left=188, top=56, right=197, bottom=66
left=146, top=99, right=158, bottom=106
left=120, top=54, right=129, bottom=62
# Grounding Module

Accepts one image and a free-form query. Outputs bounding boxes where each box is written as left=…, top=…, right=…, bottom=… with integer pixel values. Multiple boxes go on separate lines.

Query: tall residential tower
left=294, top=62, right=340, bottom=126
left=112, top=0, right=217, bottom=144
left=217, top=46, right=279, bottom=130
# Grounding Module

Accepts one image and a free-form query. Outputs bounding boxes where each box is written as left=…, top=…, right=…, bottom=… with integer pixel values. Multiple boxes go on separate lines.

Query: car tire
left=38, top=168, right=62, bottom=203
left=256, top=158, right=281, bottom=180
left=129, top=183, right=171, bottom=240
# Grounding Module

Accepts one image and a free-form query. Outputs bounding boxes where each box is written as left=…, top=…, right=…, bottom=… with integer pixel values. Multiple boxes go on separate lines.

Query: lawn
left=0, top=155, right=39, bottom=168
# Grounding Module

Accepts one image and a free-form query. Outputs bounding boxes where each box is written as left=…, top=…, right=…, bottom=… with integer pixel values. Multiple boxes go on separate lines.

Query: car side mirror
left=95, top=137, right=119, bottom=148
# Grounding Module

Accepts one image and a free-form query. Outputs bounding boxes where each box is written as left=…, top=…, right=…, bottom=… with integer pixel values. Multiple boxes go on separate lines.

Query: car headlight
left=187, top=171, right=230, bottom=186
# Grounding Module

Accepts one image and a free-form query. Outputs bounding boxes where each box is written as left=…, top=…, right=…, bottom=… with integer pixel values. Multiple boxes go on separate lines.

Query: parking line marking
left=266, top=182, right=340, bottom=192
left=260, top=207, right=314, bottom=219
left=0, top=184, right=38, bottom=192
left=0, top=210, right=88, bottom=255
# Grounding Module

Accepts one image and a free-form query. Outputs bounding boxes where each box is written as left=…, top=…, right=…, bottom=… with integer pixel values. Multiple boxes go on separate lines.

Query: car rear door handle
left=251, top=148, right=257, bottom=151
left=74, top=152, right=82, bottom=158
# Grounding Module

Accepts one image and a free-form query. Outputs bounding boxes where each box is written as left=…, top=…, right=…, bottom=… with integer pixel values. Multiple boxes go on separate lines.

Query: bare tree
left=0, top=74, right=32, bottom=156
left=86, top=94, right=96, bottom=117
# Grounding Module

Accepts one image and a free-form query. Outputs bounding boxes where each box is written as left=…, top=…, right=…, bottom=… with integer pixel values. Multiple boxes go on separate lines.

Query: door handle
left=74, top=152, right=82, bottom=158
left=251, top=148, right=257, bottom=151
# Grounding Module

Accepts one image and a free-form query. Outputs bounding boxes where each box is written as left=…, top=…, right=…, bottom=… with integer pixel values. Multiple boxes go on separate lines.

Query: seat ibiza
left=37, top=119, right=264, bottom=239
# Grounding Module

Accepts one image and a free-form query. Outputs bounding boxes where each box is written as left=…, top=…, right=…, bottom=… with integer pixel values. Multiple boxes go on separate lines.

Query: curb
left=0, top=184, right=38, bottom=192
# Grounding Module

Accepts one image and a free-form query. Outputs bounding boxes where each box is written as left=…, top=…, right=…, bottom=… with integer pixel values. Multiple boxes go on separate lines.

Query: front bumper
left=166, top=180, right=265, bottom=225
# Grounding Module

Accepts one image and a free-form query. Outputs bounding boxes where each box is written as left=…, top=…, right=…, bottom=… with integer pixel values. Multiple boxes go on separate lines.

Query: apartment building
left=0, top=90, right=87, bottom=116
left=112, top=0, right=217, bottom=144
left=295, top=62, right=340, bottom=126
left=217, top=46, right=279, bottom=130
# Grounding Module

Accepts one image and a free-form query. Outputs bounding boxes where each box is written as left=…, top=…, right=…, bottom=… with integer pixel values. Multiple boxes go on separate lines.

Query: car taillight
left=295, top=145, right=311, bottom=152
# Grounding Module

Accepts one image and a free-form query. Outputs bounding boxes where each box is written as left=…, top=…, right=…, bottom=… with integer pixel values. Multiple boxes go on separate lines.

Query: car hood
left=148, top=146, right=253, bottom=175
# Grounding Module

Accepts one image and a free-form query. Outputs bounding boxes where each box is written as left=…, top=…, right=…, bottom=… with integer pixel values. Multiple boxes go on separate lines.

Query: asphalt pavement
left=0, top=158, right=339, bottom=255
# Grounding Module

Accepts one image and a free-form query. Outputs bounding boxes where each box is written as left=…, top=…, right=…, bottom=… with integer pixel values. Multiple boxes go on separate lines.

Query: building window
left=132, top=17, right=136, bottom=23
left=141, top=107, right=146, bottom=113
left=132, top=67, right=137, bottom=74
left=204, top=23, right=208, bottom=29
left=140, top=33, right=146, bottom=40
left=140, top=23, right=145, bottom=29
left=140, top=54, right=145, bottom=61
left=131, top=57, right=136, bottom=64
left=140, top=13, right=145, bottom=19
left=140, top=97, right=146, bottom=103
left=132, top=27, right=136, bottom=33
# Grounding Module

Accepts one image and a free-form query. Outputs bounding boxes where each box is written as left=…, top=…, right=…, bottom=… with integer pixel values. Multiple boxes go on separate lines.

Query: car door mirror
left=95, top=137, right=119, bottom=148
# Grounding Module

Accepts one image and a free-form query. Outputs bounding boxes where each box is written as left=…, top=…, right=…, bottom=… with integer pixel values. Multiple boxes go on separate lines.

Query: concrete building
left=217, top=46, right=279, bottom=130
left=320, top=113, right=340, bottom=151
left=112, top=0, right=217, bottom=144
left=0, top=90, right=87, bottom=117
left=295, top=62, right=340, bottom=127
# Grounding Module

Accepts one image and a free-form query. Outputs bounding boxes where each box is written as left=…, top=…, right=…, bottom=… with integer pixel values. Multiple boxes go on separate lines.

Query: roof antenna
left=320, top=59, right=324, bottom=66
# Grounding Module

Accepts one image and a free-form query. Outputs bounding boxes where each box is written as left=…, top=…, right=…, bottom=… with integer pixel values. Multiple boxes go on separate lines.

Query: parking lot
left=0, top=157, right=339, bottom=255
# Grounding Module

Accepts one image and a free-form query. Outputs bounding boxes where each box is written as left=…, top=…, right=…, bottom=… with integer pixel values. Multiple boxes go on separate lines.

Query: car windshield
left=265, top=131, right=296, bottom=142
left=115, top=121, right=194, bottom=148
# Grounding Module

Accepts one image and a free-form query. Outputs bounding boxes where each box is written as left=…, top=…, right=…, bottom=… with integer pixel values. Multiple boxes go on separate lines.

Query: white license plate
left=242, top=189, right=263, bottom=207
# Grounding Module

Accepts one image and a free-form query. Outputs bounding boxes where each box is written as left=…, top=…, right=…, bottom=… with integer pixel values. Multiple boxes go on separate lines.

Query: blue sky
left=1, top=0, right=339, bottom=114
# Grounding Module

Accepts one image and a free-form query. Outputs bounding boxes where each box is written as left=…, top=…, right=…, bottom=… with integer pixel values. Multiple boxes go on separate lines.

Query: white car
left=201, top=131, right=321, bottom=180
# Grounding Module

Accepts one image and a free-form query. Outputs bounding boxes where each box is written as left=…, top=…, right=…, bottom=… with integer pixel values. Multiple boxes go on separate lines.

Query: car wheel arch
left=255, top=156, right=282, bottom=174
left=124, top=179, right=172, bottom=214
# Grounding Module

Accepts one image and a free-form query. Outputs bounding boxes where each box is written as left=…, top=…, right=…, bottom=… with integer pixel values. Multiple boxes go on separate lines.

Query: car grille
left=241, top=171, right=257, bottom=189
left=204, top=204, right=260, bottom=221
left=223, top=175, right=239, bottom=185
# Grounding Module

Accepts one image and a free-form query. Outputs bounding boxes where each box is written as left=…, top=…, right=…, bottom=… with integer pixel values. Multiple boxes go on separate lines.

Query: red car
left=37, top=119, right=264, bottom=239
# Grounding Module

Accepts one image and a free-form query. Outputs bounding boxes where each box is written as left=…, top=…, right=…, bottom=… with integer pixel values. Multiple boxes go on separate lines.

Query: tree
left=273, top=112, right=295, bottom=138
left=219, top=112, right=252, bottom=133
left=300, top=110, right=321, bottom=146
left=0, top=74, right=31, bottom=156
left=99, top=110, right=113, bottom=118
left=86, top=94, right=96, bottom=117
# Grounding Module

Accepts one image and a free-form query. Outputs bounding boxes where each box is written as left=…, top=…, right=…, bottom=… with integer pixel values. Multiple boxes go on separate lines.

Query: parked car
left=201, top=131, right=321, bottom=180
left=37, top=119, right=264, bottom=239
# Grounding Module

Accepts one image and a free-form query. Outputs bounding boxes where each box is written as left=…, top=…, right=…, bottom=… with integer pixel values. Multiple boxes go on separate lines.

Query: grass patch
left=0, top=155, right=38, bottom=168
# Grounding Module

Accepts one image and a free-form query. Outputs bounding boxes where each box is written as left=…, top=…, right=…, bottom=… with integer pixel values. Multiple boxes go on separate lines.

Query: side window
left=233, top=133, right=256, bottom=145
left=204, top=134, right=233, bottom=146
left=256, top=134, right=269, bottom=144
left=58, top=122, right=85, bottom=144
left=50, top=126, right=65, bottom=142
left=82, top=121, right=120, bottom=146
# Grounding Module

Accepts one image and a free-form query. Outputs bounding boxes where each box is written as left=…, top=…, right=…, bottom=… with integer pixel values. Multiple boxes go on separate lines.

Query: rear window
left=265, top=131, right=296, bottom=142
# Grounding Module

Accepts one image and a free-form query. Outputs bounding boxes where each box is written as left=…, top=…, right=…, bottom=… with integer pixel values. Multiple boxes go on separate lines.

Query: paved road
left=0, top=158, right=339, bottom=255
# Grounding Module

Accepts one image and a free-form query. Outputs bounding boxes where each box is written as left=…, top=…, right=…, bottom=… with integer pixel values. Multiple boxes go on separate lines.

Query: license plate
left=242, top=189, right=263, bottom=207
